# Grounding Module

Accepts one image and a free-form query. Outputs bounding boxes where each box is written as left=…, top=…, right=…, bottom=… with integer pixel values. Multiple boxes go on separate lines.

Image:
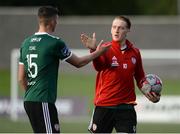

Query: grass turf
left=0, top=117, right=180, bottom=133
left=0, top=69, right=180, bottom=133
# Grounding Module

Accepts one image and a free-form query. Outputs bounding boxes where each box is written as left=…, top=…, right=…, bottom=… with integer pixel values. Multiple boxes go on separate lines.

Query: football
left=144, top=74, right=163, bottom=94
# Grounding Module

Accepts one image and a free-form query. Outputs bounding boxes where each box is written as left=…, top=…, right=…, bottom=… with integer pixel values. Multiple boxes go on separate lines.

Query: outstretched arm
left=66, top=40, right=111, bottom=68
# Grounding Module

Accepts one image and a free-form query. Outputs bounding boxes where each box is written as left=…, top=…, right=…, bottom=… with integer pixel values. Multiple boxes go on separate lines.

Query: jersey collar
left=34, top=32, right=48, bottom=35
left=112, top=39, right=133, bottom=51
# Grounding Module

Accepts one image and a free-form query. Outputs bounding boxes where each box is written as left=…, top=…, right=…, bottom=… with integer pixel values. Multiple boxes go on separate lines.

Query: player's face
left=111, top=19, right=130, bottom=42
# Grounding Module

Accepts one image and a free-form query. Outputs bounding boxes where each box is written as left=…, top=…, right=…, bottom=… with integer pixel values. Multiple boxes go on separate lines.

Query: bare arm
left=66, top=41, right=111, bottom=68
left=18, top=64, right=27, bottom=90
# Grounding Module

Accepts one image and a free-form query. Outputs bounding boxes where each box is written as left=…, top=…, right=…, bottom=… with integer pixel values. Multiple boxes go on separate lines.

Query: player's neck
left=120, top=40, right=127, bottom=54
left=118, top=39, right=126, bottom=48
left=116, top=39, right=127, bottom=52
left=38, top=25, right=53, bottom=34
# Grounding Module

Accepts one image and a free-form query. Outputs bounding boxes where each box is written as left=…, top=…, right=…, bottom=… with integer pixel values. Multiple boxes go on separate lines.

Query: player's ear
left=110, top=27, right=113, bottom=35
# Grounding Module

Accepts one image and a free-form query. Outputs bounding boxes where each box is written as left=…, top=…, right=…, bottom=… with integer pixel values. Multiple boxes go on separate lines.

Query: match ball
left=145, top=74, right=162, bottom=94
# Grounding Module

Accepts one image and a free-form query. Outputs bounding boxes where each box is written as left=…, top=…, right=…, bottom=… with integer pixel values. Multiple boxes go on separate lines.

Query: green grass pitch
left=0, top=69, right=180, bottom=133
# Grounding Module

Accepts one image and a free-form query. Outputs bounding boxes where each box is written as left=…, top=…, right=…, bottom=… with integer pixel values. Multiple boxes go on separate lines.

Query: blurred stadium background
left=0, top=0, right=180, bottom=133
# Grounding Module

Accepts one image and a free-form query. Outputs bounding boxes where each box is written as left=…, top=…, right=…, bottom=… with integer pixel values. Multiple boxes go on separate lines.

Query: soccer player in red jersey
left=81, top=16, right=160, bottom=133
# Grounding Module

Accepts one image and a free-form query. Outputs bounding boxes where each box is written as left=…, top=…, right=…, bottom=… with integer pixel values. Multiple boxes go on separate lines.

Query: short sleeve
left=56, top=40, right=72, bottom=61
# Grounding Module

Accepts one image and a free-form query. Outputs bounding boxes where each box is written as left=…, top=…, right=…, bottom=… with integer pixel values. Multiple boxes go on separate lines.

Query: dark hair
left=115, top=16, right=131, bottom=29
left=38, top=6, right=60, bottom=18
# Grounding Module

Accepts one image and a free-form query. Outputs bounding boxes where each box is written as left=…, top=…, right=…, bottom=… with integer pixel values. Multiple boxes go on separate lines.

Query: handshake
left=80, top=32, right=111, bottom=51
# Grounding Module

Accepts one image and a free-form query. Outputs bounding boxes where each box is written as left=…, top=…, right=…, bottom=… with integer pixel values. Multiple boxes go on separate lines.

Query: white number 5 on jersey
left=26, top=54, right=38, bottom=78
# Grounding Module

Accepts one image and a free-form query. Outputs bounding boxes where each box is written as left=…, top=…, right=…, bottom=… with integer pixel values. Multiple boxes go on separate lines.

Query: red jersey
left=92, top=40, right=145, bottom=106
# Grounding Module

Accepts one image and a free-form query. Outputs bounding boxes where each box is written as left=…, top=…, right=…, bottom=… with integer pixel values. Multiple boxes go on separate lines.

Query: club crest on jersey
left=111, top=56, right=119, bottom=67
left=131, top=57, right=136, bottom=64
left=123, top=63, right=127, bottom=69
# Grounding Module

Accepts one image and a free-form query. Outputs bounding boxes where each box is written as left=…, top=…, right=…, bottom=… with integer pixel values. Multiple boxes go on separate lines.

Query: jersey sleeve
left=134, top=49, right=145, bottom=89
left=93, top=56, right=107, bottom=71
left=56, top=40, right=72, bottom=61
left=90, top=49, right=107, bottom=71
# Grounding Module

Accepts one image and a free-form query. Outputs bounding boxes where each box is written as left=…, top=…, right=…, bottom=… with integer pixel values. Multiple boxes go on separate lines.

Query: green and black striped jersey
left=19, top=32, right=72, bottom=103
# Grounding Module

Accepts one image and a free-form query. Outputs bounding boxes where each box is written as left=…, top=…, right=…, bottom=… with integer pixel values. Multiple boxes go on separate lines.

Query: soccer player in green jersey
left=18, top=6, right=110, bottom=133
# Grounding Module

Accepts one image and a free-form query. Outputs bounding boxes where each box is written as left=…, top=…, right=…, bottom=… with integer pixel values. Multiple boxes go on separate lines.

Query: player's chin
left=112, top=37, right=120, bottom=41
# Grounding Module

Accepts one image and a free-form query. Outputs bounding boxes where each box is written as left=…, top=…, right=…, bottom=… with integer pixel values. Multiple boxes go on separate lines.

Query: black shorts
left=88, top=104, right=137, bottom=133
left=24, top=101, right=60, bottom=133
